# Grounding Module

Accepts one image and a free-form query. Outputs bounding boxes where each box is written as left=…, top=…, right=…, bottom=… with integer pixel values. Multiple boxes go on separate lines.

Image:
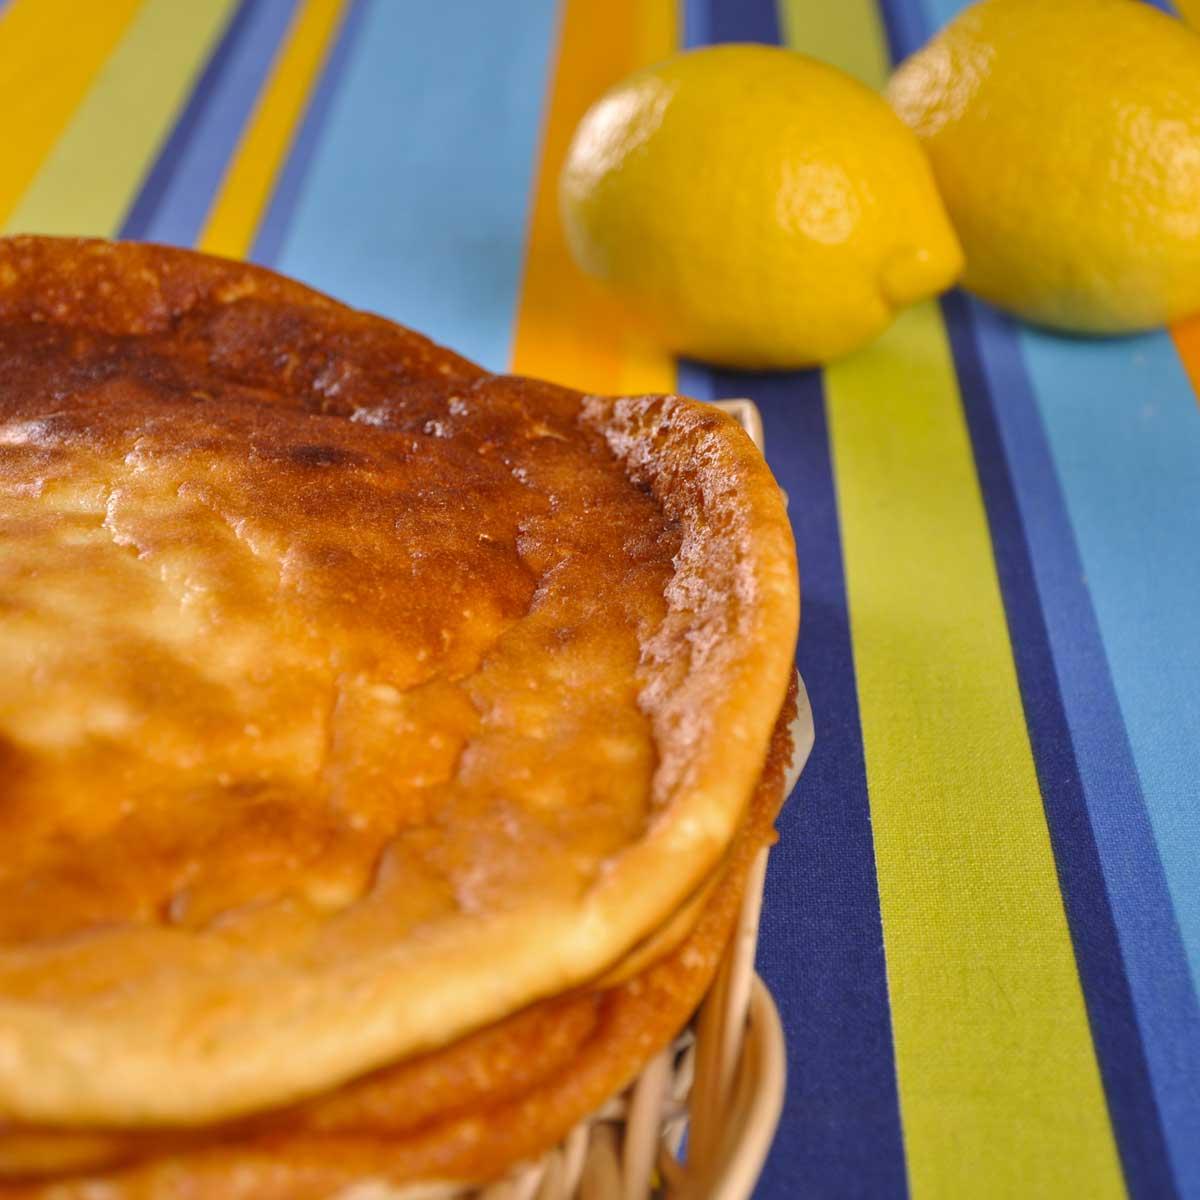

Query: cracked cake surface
left=0, top=237, right=798, bottom=1130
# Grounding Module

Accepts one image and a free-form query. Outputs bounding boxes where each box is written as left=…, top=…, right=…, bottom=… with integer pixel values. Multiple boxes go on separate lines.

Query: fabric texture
left=0, top=0, right=1196, bottom=1195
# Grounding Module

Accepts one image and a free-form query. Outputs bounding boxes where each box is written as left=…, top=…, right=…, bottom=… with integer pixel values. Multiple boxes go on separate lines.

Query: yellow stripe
left=510, top=0, right=676, bottom=395
left=631, top=0, right=676, bottom=71
left=4, top=0, right=237, bottom=238
left=199, top=0, right=349, bottom=260
left=783, top=2, right=1126, bottom=1195
left=0, top=0, right=144, bottom=227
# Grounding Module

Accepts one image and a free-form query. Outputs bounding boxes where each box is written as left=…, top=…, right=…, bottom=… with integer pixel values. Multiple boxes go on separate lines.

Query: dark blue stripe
left=250, top=0, right=370, bottom=266
left=680, top=368, right=909, bottom=1200
left=940, top=291, right=1182, bottom=1200
left=876, top=0, right=925, bottom=61
left=701, top=0, right=778, bottom=43
left=684, top=5, right=908, bottom=1198
left=119, top=0, right=300, bottom=245
left=749, top=368, right=910, bottom=1200
left=879, top=0, right=925, bottom=54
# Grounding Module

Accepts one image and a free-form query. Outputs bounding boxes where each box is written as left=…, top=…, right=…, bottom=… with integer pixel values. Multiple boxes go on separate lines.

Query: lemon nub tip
left=879, top=241, right=964, bottom=310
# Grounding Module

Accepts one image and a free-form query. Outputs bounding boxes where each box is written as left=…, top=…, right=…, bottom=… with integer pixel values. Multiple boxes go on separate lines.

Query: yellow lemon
left=559, top=44, right=962, bottom=369
left=1175, top=0, right=1200, bottom=29
left=887, top=0, right=1200, bottom=334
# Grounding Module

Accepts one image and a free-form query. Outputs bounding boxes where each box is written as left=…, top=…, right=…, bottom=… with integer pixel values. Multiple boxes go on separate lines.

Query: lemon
left=1175, top=0, right=1200, bottom=29
left=887, top=0, right=1200, bottom=334
left=559, top=44, right=962, bottom=369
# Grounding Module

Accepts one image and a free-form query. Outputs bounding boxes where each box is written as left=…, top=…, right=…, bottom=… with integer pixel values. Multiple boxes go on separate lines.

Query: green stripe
left=776, top=0, right=890, bottom=86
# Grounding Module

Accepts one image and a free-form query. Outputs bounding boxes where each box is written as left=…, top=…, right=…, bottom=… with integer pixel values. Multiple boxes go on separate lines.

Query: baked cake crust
left=0, top=681, right=796, bottom=1198
left=0, top=238, right=798, bottom=1128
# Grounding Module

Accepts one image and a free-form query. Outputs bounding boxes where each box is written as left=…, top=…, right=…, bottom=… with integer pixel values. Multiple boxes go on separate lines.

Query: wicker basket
left=359, top=400, right=808, bottom=1200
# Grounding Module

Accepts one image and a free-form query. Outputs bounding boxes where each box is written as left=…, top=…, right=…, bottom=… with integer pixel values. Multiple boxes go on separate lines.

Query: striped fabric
left=1, top=0, right=1197, bottom=1195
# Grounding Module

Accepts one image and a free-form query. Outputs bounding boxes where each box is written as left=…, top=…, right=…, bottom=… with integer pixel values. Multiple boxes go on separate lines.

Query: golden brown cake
left=0, top=237, right=798, bottom=1193
left=0, top=686, right=796, bottom=1198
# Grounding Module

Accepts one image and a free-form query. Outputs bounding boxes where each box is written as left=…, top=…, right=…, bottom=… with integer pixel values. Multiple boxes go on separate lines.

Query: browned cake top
left=0, top=238, right=798, bottom=1128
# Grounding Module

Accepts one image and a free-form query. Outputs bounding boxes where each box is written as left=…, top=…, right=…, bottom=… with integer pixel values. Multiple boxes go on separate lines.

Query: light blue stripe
left=269, top=0, right=559, bottom=371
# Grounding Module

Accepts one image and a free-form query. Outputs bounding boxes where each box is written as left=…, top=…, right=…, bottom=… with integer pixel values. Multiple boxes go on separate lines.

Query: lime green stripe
left=4, top=0, right=237, bottom=237
left=780, top=1, right=1126, bottom=1196
left=777, top=0, right=889, bottom=87
left=826, top=305, right=1124, bottom=1200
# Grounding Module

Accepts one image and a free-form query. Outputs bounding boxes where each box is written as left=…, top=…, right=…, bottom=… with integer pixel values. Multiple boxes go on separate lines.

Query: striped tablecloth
left=3, top=1, right=1198, bottom=1197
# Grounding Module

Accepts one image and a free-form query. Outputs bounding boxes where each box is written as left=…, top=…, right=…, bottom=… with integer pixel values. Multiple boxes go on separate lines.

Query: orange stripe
left=1171, top=316, right=1200, bottom=406
left=510, top=0, right=676, bottom=394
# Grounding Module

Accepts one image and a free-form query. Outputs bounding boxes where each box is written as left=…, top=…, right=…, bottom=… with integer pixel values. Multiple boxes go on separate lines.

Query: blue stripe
left=682, top=364, right=909, bottom=1200
left=877, top=0, right=925, bottom=63
left=118, top=0, right=300, bottom=246
left=264, top=0, right=558, bottom=370
left=750, top=373, right=910, bottom=1200
left=685, top=3, right=908, bottom=1197
left=250, top=0, right=368, bottom=268
left=681, top=0, right=709, bottom=46
left=700, top=0, right=777, bottom=42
